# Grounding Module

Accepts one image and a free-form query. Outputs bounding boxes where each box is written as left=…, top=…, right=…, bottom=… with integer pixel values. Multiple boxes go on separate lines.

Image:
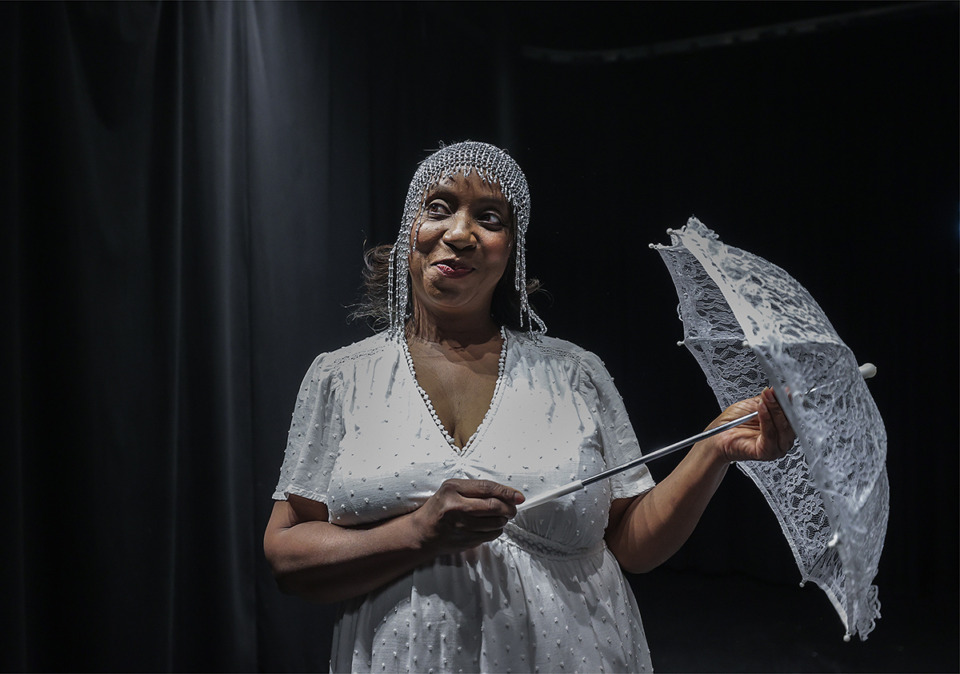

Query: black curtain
left=3, top=2, right=957, bottom=672
left=3, top=2, right=371, bottom=670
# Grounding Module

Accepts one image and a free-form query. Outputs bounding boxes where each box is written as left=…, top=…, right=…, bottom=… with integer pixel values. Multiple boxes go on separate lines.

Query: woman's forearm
left=264, top=479, right=521, bottom=603
left=264, top=505, right=436, bottom=604
left=606, top=439, right=730, bottom=574
left=606, top=390, right=793, bottom=573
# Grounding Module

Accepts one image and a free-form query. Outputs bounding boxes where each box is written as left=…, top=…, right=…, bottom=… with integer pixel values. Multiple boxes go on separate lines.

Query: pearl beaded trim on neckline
left=401, top=326, right=508, bottom=455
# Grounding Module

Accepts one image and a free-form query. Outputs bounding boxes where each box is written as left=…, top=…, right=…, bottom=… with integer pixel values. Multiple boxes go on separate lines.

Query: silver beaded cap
left=388, top=141, right=546, bottom=337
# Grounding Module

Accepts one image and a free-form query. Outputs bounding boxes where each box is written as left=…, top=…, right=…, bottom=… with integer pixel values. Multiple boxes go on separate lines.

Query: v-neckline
left=401, top=327, right=509, bottom=456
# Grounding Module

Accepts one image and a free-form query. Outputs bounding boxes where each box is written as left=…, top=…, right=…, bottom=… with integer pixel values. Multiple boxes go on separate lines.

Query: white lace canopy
left=652, top=218, right=889, bottom=641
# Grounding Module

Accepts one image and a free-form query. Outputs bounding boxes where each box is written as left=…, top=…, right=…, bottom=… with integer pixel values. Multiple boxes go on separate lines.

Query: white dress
left=273, top=329, right=657, bottom=673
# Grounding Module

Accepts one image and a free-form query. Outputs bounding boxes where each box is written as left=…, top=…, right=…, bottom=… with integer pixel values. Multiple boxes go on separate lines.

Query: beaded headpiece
left=388, top=141, right=547, bottom=337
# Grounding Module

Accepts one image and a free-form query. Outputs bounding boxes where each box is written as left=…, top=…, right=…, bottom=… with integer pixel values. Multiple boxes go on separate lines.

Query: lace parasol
left=651, top=217, right=889, bottom=641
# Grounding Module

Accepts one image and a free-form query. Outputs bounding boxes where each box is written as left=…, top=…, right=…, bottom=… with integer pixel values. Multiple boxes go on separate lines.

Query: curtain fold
left=1, top=2, right=27, bottom=669
left=2, top=2, right=357, bottom=669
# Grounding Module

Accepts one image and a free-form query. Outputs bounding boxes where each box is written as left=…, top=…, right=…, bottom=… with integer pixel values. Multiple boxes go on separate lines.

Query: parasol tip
left=843, top=634, right=852, bottom=643
left=858, top=363, right=878, bottom=379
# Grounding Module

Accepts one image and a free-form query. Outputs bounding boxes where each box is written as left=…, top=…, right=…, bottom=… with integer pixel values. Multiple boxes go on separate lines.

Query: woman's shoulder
left=307, top=332, right=396, bottom=375
left=507, top=329, right=617, bottom=384
left=507, top=329, right=598, bottom=364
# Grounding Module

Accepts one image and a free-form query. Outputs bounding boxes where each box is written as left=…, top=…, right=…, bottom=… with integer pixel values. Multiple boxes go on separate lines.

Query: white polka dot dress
left=273, top=329, right=657, bottom=673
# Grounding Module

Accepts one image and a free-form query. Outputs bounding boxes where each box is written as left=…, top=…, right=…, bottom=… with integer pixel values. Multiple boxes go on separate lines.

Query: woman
left=264, top=141, right=794, bottom=673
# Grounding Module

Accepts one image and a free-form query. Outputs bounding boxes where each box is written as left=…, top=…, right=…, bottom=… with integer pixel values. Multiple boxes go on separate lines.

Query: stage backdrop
left=2, top=2, right=956, bottom=672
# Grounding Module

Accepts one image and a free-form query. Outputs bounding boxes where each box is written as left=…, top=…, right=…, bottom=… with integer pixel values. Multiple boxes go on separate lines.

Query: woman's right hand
left=409, top=479, right=525, bottom=555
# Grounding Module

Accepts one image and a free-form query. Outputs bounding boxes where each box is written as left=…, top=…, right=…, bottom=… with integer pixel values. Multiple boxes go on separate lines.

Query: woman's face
left=408, top=171, right=514, bottom=323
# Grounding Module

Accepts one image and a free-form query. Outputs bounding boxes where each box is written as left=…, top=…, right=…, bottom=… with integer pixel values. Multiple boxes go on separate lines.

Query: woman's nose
left=442, top=212, right=477, bottom=249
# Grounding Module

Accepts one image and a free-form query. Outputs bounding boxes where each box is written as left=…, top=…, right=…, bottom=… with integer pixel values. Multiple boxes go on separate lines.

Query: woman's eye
left=426, top=201, right=450, bottom=217
left=479, top=211, right=505, bottom=228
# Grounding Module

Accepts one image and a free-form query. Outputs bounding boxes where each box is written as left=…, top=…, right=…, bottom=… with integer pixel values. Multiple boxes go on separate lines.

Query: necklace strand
left=402, top=326, right=507, bottom=455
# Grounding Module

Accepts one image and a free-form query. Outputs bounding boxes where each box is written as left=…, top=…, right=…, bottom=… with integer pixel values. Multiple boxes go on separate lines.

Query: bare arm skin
left=263, top=479, right=524, bottom=603
left=605, top=388, right=795, bottom=574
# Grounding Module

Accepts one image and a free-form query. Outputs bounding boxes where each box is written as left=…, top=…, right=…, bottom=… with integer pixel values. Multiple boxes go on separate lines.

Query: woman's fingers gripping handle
left=758, top=387, right=796, bottom=459
left=411, top=479, right=525, bottom=555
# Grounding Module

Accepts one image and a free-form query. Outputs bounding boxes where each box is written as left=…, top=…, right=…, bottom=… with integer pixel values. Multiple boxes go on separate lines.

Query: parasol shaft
left=516, top=411, right=758, bottom=513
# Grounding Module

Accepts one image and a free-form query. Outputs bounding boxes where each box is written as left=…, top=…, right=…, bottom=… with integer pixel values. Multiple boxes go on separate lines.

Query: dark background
left=3, top=2, right=957, bottom=672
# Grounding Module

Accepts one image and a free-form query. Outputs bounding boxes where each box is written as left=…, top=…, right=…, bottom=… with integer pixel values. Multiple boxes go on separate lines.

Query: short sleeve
left=271, top=353, right=344, bottom=505
left=579, top=350, right=656, bottom=499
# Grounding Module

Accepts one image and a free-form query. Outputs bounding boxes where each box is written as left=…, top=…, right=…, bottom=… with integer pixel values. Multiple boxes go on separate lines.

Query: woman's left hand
left=704, top=388, right=796, bottom=464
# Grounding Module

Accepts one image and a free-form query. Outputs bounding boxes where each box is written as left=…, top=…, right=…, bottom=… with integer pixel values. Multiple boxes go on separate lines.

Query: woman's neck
left=407, top=305, right=500, bottom=347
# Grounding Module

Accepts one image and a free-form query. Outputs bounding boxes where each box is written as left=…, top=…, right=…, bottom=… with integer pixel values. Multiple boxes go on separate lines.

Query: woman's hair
left=349, top=240, right=543, bottom=333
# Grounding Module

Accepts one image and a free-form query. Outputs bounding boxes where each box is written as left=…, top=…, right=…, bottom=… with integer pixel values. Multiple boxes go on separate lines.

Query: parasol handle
left=515, top=412, right=758, bottom=513
left=513, top=480, right=585, bottom=513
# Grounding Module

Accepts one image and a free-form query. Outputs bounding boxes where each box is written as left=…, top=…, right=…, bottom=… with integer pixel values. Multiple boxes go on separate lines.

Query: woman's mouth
left=435, top=261, right=473, bottom=278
